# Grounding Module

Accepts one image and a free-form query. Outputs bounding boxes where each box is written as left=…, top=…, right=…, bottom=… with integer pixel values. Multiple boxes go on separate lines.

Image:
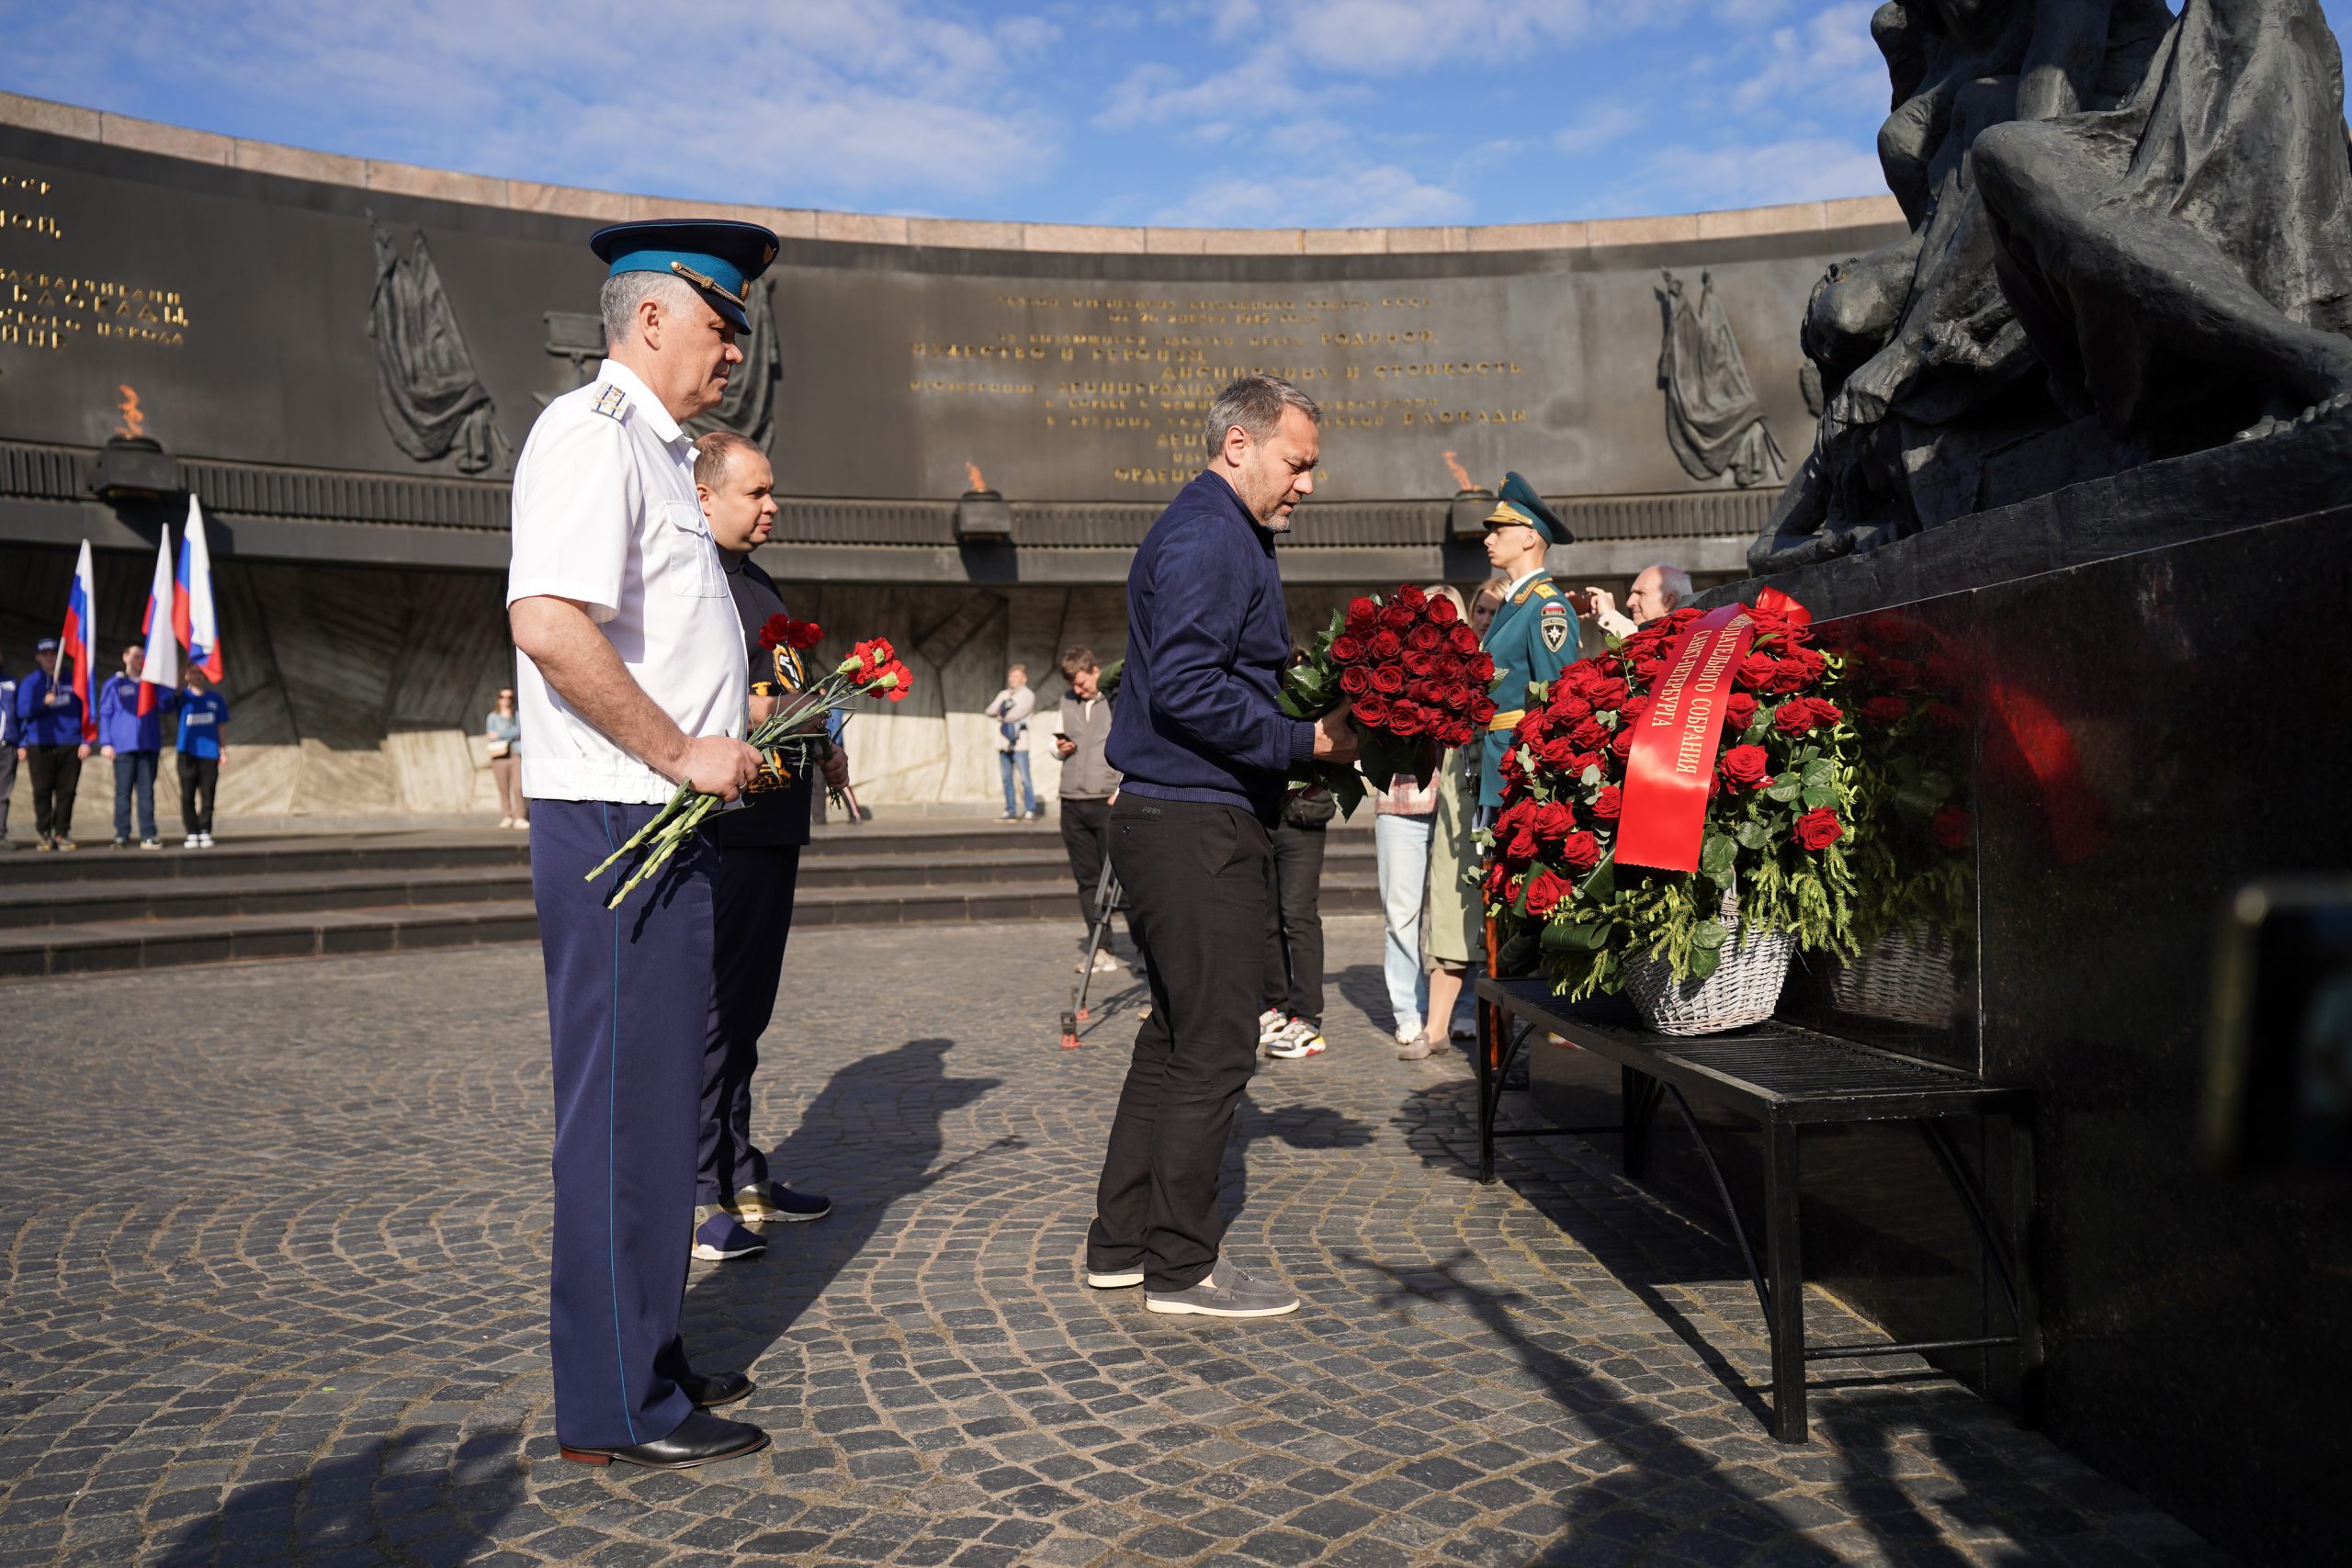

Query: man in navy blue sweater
left=1086, top=373, right=1357, bottom=1320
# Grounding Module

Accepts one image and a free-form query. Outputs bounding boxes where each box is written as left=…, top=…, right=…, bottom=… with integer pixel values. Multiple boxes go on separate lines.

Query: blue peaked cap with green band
left=1482, top=470, right=1573, bottom=547
left=589, top=219, right=780, bottom=333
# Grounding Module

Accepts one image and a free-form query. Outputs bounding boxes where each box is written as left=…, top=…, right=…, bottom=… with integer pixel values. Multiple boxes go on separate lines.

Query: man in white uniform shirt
left=506, top=219, right=776, bottom=1472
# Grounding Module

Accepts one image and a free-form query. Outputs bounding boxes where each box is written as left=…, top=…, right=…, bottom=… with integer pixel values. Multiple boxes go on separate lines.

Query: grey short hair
left=1204, top=373, right=1321, bottom=457
left=600, top=270, right=701, bottom=348
left=1647, top=564, right=1695, bottom=607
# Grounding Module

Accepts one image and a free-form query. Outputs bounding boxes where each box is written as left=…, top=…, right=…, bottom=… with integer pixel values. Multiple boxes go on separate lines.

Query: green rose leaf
left=1801, top=784, right=1840, bottom=809
left=1688, top=943, right=1724, bottom=982
left=1734, top=819, right=1772, bottom=851
left=1542, top=919, right=1609, bottom=953
left=1699, top=832, right=1736, bottom=881
left=1765, top=778, right=1803, bottom=803
left=1692, top=917, right=1728, bottom=950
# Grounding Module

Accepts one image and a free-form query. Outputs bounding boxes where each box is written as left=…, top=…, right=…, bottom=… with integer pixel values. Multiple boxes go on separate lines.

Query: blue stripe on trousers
left=532, top=797, right=713, bottom=1450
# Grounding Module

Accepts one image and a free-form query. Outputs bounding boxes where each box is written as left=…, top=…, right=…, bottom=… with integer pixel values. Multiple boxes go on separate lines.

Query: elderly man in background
left=687, top=428, right=840, bottom=1266
left=1086, top=373, right=1356, bottom=1321
left=507, top=219, right=776, bottom=1472
left=1586, top=562, right=1693, bottom=640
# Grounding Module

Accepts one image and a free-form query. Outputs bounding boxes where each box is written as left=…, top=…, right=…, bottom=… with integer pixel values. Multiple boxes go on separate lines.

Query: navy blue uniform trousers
left=700, top=843, right=802, bottom=1205
left=532, top=798, right=712, bottom=1451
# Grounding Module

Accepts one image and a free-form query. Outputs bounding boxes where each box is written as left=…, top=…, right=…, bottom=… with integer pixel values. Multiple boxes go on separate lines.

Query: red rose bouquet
left=586, top=625, right=913, bottom=907
left=1487, top=602, right=1861, bottom=999
left=1279, top=584, right=1497, bottom=815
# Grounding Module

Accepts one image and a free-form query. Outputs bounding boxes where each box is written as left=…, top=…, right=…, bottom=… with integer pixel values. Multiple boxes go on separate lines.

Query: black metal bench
left=1473, top=974, right=2041, bottom=1443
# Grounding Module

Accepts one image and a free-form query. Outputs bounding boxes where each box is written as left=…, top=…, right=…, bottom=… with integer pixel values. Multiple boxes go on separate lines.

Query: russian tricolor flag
left=139, top=526, right=180, bottom=716
left=175, top=496, right=222, bottom=681
left=60, top=539, right=100, bottom=743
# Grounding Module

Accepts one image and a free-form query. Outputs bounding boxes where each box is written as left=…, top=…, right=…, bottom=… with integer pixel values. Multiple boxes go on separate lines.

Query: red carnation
left=1369, top=629, right=1404, bottom=660
left=1860, top=694, right=1910, bottom=727
left=1724, top=692, right=1758, bottom=731
left=1718, top=744, right=1770, bottom=789
left=790, top=621, right=825, bottom=651
left=1330, top=635, right=1366, bottom=664
left=1591, top=784, right=1623, bottom=820
left=1428, top=595, right=1459, bottom=626
left=1555, top=830, right=1602, bottom=874
left=1793, top=807, right=1844, bottom=852
left=1352, top=694, right=1392, bottom=728
left=850, top=637, right=898, bottom=674
left=1930, top=806, right=1973, bottom=851
left=1340, top=666, right=1372, bottom=696
left=1521, top=870, right=1573, bottom=919
left=759, top=615, right=795, bottom=651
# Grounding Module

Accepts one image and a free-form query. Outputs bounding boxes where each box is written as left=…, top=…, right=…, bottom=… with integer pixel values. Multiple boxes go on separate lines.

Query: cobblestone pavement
left=0, top=916, right=2224, bottom=1567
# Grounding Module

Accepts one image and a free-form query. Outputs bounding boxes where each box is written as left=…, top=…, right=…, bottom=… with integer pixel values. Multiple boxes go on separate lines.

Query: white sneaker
left=198, top=833, right=215, bottom=848
left=1089, top=949, right=1124, bottom=973
left=497, top=817, right=513, bottom=829
left=1266, top=1019, right=1327, bottom=1059
left=1256, top=1009, right=1288, bottom=1045
left=183, top=834, right=200, bottom=849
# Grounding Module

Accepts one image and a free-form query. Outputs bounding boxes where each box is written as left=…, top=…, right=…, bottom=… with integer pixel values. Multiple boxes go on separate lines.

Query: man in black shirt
left=691, top=431, right=842, bottom=1262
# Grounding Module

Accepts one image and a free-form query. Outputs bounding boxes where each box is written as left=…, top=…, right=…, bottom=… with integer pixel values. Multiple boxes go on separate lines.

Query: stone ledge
left=1, top=88, right=1905, bottom=255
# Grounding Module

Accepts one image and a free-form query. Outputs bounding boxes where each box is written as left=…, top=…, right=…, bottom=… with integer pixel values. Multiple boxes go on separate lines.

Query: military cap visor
left=590, top=219, right=781, bottom=333
left=1481, top=470, right=1572, bottom=547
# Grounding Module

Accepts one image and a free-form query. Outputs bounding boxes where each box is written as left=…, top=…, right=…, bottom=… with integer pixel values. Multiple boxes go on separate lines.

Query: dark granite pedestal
left=1539, top=484, right=2352, bottom=1565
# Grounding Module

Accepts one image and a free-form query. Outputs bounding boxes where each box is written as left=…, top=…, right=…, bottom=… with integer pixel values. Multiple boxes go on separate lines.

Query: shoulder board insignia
left=591, top=384, right=628, bottom=421
left=1532, top=581, right=1558, bottom=599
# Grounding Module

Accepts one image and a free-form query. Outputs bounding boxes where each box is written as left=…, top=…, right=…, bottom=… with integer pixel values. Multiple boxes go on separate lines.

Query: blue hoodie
left=1104, top=470, right=1314, bottom=820
left=97, top=672, right=173, bottom=753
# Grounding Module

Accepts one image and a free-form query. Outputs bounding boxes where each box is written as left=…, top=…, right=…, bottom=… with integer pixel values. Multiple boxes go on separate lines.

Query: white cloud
left=1553, top=102, right=1644, bottom=154
left=1632, top=134, right=1884, bottom=210
left=1152, top=160, right=1472, bottom=226
left=1728, top=2, right=1885, bottom=118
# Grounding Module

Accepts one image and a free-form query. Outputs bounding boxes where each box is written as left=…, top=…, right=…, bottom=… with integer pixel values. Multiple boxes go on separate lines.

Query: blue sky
left=8, top=2, right=2352, bottom=228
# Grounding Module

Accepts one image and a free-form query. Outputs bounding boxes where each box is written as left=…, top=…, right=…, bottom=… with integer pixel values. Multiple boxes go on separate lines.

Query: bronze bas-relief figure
left=1755, top=0, right=2352, bottom=574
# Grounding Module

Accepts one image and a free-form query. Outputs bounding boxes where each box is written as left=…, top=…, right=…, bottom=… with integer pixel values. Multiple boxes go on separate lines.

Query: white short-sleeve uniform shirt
left=506, top=359, right=745, bottom=805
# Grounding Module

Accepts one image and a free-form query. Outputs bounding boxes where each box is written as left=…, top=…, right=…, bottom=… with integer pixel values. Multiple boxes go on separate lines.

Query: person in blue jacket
left=15, top=636, right=89, bottom=851
left=0, top=647, right=17, bottom=849
left=98, top=643, right=173, bottom=850
left=175, top=667, right=230, bottom=848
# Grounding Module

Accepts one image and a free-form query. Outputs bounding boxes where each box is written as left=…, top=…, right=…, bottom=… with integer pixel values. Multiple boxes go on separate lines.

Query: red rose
left=1609, top=727, right=1635, bottom=759
left=1428, top=594, right=1459, bottom=626
left=1495, top=797, right=1535, bottom=833
left=1771, top=697, right=1842, bottom=737
left=1521, top=870, right=1573, bottom=919
left=1769, top=648, right=1826, bottom=694
left=1441, top=721, right=1475, bottom=747
left=1555, top=830, right=1601, bottom=874
left=1735, top=653, right=1780, bottom=691
left=1371, top=665, right=1406, bottom=695
left=1482, top=862, right=1510, bottom=904
left=1585, top=676, right=1628, bottom=711
left=1382, top=603, right=1415, bottom=631
left=1401, top=649, right=1434, bottom=678
left=1352, top=694, right=1391, bottom=728
left=1394, top=583, right=1427, bottom=612
left=1329, top=635, right=1366, bottom=664
left=1346, top=596, right=1379, bottom=629
left=1718, top=744, right=1770, bottom=789
left=1591, top=784, right=1623, bottom=820
left=1389, top=705, right=1429, bottom=738
left=1548, top=692, right=1592, bottom=724
left=1447, top=624, right=1479, bottom=656
left=1568, top=718, right=1610, bottom=752
left=1724, top=692, right=1758, bottom=731
left=1537, top=738, right=1579, bottom=772
left=1503, top=825, right=1540, bottom=864
left=759, top=614, right=794, bottom=651
left=1792, top=808, right=1845, bottom=852
left=1930, top=806, right=1973, bottom=851
left=1469, top=695, right=1498, bottom=724
left=1668, top=606, right=1704, bottom=626
left=1532, top=800, right=1577, bottom=841
left=1340, top=666, right=1372, bottom=696
left=1369, top=629, right=1405, bottom=660
left=1407, top=624, right=1442, bottom=653
left=1469, top=653, right=1497, bottom=682
left=1499, top=748, right=1526, bottom=787
left=1619, top=694, right=1651, bottom=726
left=1860, top=694, right=1910, bottom=727
left=1629, top=656, right=1668, bottom=687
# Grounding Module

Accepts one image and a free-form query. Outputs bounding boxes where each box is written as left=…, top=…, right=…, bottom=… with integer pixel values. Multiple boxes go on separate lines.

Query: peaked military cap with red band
left=589, top=219, right=780, bottom=333
left=1481, top=470, right=1574, bottom=547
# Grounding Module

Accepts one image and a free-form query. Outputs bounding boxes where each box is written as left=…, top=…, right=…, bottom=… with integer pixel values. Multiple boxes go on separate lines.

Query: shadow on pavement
left=152, top=1425, right=526, bottom=1567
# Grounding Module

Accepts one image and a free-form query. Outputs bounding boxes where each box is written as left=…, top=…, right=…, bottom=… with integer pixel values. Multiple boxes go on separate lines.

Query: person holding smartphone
left=1054, top=647, right=1125, bottom=970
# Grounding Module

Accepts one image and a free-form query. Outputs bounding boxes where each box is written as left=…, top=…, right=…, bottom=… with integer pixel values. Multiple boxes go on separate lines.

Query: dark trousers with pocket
left=1089, top=795, right=1272, bottom=1292
left=700, top=843, right=801, bottom=1206
left=1058, top=796, right=1127, bottom=939
left=1263, top=821, right=1327, bottom=1023
left=27, top=744, right=80, bottom=840
left=532, top=798, right=715, bottom=1451
left=177, top=753, right=220, bottom=835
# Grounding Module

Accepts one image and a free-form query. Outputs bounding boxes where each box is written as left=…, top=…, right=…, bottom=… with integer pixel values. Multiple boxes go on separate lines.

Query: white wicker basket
left=1623, top=899, right=1792, bottom=1035
left=1828, top=924, right=1958, bottom=1027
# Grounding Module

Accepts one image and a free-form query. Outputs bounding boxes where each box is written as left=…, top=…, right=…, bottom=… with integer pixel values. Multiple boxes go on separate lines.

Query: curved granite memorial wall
left=0, top=93, right=1902, bottom=816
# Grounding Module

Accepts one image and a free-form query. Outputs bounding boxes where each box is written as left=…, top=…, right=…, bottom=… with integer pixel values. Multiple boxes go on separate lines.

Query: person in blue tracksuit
left=0, top=649, right=17, bottom=849
left=175, top=669, right=230, bottom=846
left=98, top=643, right=173, bottom=849
left=15, top=636, right=89, bottom=851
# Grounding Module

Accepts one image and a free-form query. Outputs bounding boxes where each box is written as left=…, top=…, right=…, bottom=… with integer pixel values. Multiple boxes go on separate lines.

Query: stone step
left=0, top=875, right=1386, bottom=977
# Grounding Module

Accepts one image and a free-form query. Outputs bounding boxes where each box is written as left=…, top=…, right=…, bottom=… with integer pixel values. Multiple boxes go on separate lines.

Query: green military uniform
left=1476, top=473, right=1577, bottom=809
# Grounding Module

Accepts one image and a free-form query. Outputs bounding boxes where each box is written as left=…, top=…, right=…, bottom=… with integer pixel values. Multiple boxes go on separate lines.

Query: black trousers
left=700, top=842, right=801, bottom=1206
left=1263, top=821, right=1327, bottom=1023
left=177, top=753, right=220, bottom=835
left=1089, top=795, right=1272, bottom=1292
left=1058, top=796, right=1127, bottom=937
left=27, top=744, right=81, bottom=840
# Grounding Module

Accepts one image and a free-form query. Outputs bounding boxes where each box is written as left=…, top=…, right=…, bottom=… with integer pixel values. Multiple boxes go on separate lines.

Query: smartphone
left=2201, top=877, right=2352, bottom=1174
left=1053, top=732, right=1071, bottom=745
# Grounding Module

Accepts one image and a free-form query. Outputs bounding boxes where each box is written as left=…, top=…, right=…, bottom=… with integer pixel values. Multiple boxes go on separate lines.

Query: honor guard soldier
left=507, top=218, right=778, bottom=1472
left=1476, top=472, right=1578, bottom=812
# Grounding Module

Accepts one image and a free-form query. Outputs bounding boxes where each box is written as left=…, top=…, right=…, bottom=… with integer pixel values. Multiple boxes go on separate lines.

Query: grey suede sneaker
left=1144, top=1260, right=1300, bottom=1318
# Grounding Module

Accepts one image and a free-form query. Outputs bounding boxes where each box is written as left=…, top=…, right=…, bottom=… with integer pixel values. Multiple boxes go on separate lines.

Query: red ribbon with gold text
left=1613, top=604, right=1758, bottom=873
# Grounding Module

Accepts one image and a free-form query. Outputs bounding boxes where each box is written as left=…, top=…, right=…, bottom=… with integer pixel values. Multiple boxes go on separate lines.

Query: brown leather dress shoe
left=678, top=1370, right=753, bottom=1409
left=560, top=1409, right=769, bottom=1470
